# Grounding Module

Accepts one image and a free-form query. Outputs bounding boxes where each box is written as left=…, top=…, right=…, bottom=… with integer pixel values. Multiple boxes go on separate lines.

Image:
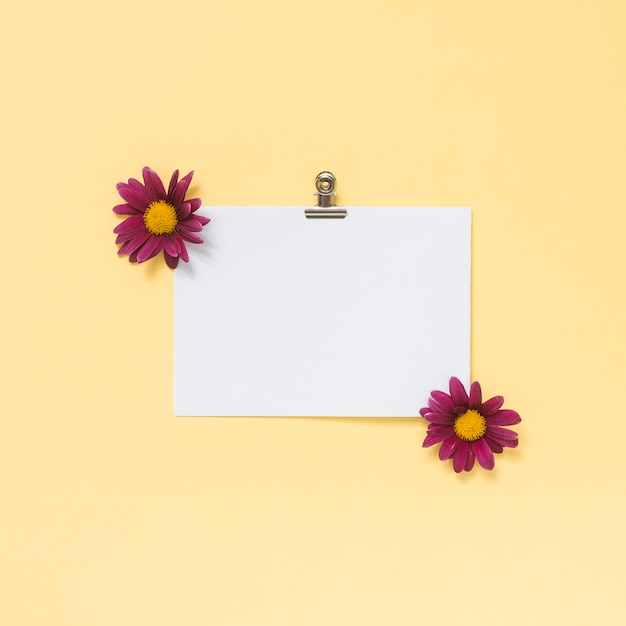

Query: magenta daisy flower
left=420, top=377, right=521, bottom=473
left=113, top=167, right=209, bottom=268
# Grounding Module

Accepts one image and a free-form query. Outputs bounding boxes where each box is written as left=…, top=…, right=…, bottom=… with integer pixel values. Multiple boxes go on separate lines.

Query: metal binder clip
left=304, top=171, right=347, bottom=219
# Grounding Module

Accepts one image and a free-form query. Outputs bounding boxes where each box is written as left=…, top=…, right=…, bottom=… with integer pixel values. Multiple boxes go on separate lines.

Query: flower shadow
left=141, top=254, right=172, bottom=282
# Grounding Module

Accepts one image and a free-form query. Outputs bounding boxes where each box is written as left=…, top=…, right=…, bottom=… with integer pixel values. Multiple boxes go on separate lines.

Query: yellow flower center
left=454, top=409, right=487, bottom=442
left=143, top=200, right=178, bottom=235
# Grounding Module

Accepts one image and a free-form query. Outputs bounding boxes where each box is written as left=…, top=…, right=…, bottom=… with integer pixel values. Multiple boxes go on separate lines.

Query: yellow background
left=2, top=1, right=625, bottom=624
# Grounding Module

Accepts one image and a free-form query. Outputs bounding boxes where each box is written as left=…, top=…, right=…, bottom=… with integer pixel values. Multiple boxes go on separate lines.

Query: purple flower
left=420, top=377, right=521, bottom=472
left=113, top=167, right=209, bottom=268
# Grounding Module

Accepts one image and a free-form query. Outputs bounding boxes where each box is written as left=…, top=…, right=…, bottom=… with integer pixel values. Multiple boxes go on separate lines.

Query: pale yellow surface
left=1, top=1, right=625, bottom=624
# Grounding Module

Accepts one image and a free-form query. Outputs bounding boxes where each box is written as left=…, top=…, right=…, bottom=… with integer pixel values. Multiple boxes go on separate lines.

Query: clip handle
left=305, top=171, right=347, bottom=219
left=315, top=172, right=336, bottom=207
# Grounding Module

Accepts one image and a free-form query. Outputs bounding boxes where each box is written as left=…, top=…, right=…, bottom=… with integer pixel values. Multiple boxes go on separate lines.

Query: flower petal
left=116, top=183, right=151, bottom=211
left=431, top=390, right=455, bottom=410
left=170, top=231, right=189, bottom=263
left=170, top=234, right=182, bottom=254
left=177, top=201, right=192, bottom=220
left=485, top=425, right=519, bottom=448
left=425, top=423, right=439, bottom=432
left=486, top=424, right=518, bottom=440
left=162, top=235, right=180, bottom=257
left=188, top=197, right=202, bottom=212
left=177, top=229, right=204, bottom=244
left=483, top=435, right=504, bottom=454
left=164, top=251, right=179, bottom=269
left=116, top=229, right=146, bottom=245
left=180, top=216, right=206, bottom=232
left=439, top=435, right=460, bottom=460
left=473, top=438, right=495, bottom=470
left=142, top=167, right=167, bottom=200
left=127, top=177, right=154, bottom=202
left=422, top=412, right=455, bottom=425
left=464, top=445, right=476, bottom=471
left=480, top=395, right=504, bottom=416
left=427, top=396, right=455, bottom=416
left=171, top=170, right=194, bottom=207
left=453, top=441, right=469, bottom=473
left=468, top=381, right=482, bottom=410
left=426, top=424, right=455, bottom=437
left=113, top=214, right=146, bottom=235
left=118, top=230, right=151, bottom=256
left=116, top=231, right=136, bottom=245
left=449, top=377, right=469, bottom=407
left=487, top=409, right=521, bottom=426
left=127, top=177, right=151, bottom=196
left=167, top=169, right=180, bottom=199
left=113, top=203, right=140, bottom=215
left=423, top=434, right=449, bottom=447
left=136, top=235, right=163, bottom=262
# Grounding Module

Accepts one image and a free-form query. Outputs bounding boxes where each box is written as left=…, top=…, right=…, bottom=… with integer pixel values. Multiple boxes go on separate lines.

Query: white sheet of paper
left=174, top=206, right=471, bottom=417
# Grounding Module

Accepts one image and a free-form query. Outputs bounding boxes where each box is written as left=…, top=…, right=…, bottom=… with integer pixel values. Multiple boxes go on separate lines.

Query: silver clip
left=304, top=171, right=347, bottom=219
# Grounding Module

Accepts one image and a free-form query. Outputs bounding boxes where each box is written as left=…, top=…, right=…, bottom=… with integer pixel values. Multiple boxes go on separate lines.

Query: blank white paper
left=174, top=206, right=471, bottom=417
